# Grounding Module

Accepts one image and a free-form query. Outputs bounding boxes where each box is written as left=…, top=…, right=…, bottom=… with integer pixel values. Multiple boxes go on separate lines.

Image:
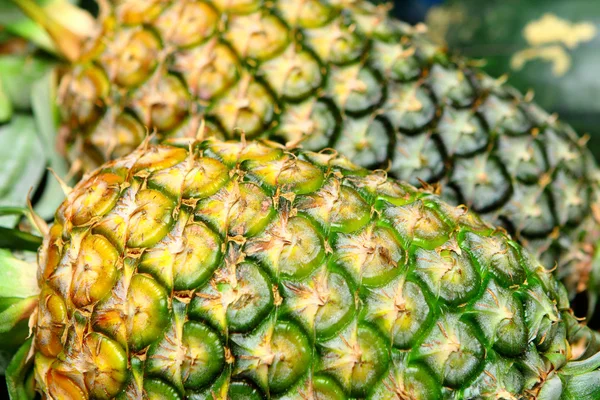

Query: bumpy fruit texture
left=35, top=139, right=585, bottom=399
left=58, top=0, right=600, bottom=301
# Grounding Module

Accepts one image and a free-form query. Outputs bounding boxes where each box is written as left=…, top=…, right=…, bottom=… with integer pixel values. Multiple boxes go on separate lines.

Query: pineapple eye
left=382, top=199, right=452, bottom=249
left=82, top=334, right=129, bottom=398
left=296, top=181, right=371, bottom=233
left=304, top=21, right=366, bottom=65
left=35, top=288, right=68, bottom=358
left=106, top=29, right=161, bottom=88
left=260, top=45, right=323, bottom=101
left=189, top=260, right=274, bottom=333
left=383, top=83, right=436, bottom=132
left=212, top=76, right=275, bottom=138
left=331, top=116, right=393, bottom=170
left=139, top=211, right=222, bottom=291
left=130, top=74, right=190, bottom=132
left=70, top=234, right=119, bottom=308
left=334, top=224, right=404, bottom=287
left=174, top=41, right=241, bottom=101
left=329, top=65, right=383, bottom=115
left=428, top=65, right=476, bottom=108
left=226, top=13, right=290, bottom=61
left=277, top=99, right=338, bottom=151
left=145, top=314, right=225, bottom=391
left=364, top=277, right=431, bottom=349
left=231, top=319, right=312, bottom=394
left=89, top=113, right=147, bottom=160
left=154, top=1, right=219, bottom=48
left=60, top=65, right=110, bottom=128
left=246, top=215, right=325, bottom=280
left=67, top=172, right=123, bottom=226
left=416, top=314, right=484, bottom=388
left=281, top=266, right=355, bottom=339
left=414, top=242, right=481, bottom=305
left=196, top=180, right=275, bottom=237
left=92, top=273, right=169, bottom=352
left=317, top=323, right=390, bottom=397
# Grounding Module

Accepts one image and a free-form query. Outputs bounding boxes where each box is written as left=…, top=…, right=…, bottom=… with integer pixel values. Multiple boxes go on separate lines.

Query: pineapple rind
left=35, top=139, right=581, bottom=399
left=59, top=0, right=600, bottom=301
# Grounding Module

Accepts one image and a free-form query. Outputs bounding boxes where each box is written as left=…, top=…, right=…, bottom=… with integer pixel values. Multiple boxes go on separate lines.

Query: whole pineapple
left=17, top=0, right=600, bottom=309
left=21, top=139, right=600, bottom=399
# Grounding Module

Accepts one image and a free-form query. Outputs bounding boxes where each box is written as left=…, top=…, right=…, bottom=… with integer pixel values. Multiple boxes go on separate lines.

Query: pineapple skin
left=34, top=139, right=582, bottom=399
left=58, top=0, right=600, bottom=303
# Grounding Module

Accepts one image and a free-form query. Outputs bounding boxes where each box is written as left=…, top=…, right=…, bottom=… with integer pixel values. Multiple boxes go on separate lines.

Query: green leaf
left=0, top=55, right=54, bottom=112
left=0, top=207, right=30, bottom=219
left=0, top=299, right=33, bottom=376
left=5, top=338, right=34, bottom=399
left=0, top=248, right=38, bottom=298
left=0, top=115, right=46, bottom=228
left=0, top=252, right=38, bottom=377
left=0, top=79, right=13, bottom=123
left=31, top=69, right=69, bottom=220
left=0, top=297, right=37, bottom=334
left=0, top=1, right=55, bottom=54
left=6, top=0, right=96, bottom=61
left=0, top=59, right=69, bottom=224
left=0, top=250, right=38, bottom=378
left=0, top=207, right=43, bottom=237
left=0, top=228, right=42, bottom=252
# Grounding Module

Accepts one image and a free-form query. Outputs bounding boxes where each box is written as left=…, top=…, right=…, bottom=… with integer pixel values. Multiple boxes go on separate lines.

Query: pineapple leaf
left=0, top=79, right=12, bottom=123
left=0, top=55, right=55, bottom=112
left=0, top=207, right=47, bottom=237
left=0, top=250, right=39, bottom=380
left=0, top=56, right=68, bottom=224
left=0, top=0, right=55, bottom=54
left=0, top=250, right=38, bottom=299
left=0, top=115, right=46, bottom=228
left=0, top=207, right=29, bottom=217
left=5, top=338, right=34, bottom=399
left=0, top=297, right=37, bottom=334
left=0, top=228, right=42, bottom=252
left=30, top=68, right=70, bottom=220
left=8, top=0, right=96, bottom=61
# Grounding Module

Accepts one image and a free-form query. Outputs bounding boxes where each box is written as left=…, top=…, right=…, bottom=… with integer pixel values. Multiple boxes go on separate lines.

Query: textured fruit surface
left=34, top=139, right=585, bottom=399
left=58, top=0, right=600, bottom=303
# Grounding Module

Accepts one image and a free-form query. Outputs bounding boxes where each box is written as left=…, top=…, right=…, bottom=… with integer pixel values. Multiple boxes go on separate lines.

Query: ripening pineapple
left=4, top=138, right=600, bottom=399
left=13, top=0, right=600, bottom=313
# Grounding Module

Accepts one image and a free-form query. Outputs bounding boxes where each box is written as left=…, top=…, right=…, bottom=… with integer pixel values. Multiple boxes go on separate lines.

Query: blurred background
left=388, top=0, right=600, bottom=161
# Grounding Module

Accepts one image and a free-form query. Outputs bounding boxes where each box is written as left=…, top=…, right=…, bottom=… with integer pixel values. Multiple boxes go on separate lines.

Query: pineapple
left=14, top=0, right=600, bottom=312
left=6, top=138, right=600, bottom=399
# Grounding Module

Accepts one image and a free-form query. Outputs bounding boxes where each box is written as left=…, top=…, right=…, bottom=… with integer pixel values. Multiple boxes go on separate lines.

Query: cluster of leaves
left=0, top=55, right=67, bottom=227
left=0, top=1, right=77, bottom=229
